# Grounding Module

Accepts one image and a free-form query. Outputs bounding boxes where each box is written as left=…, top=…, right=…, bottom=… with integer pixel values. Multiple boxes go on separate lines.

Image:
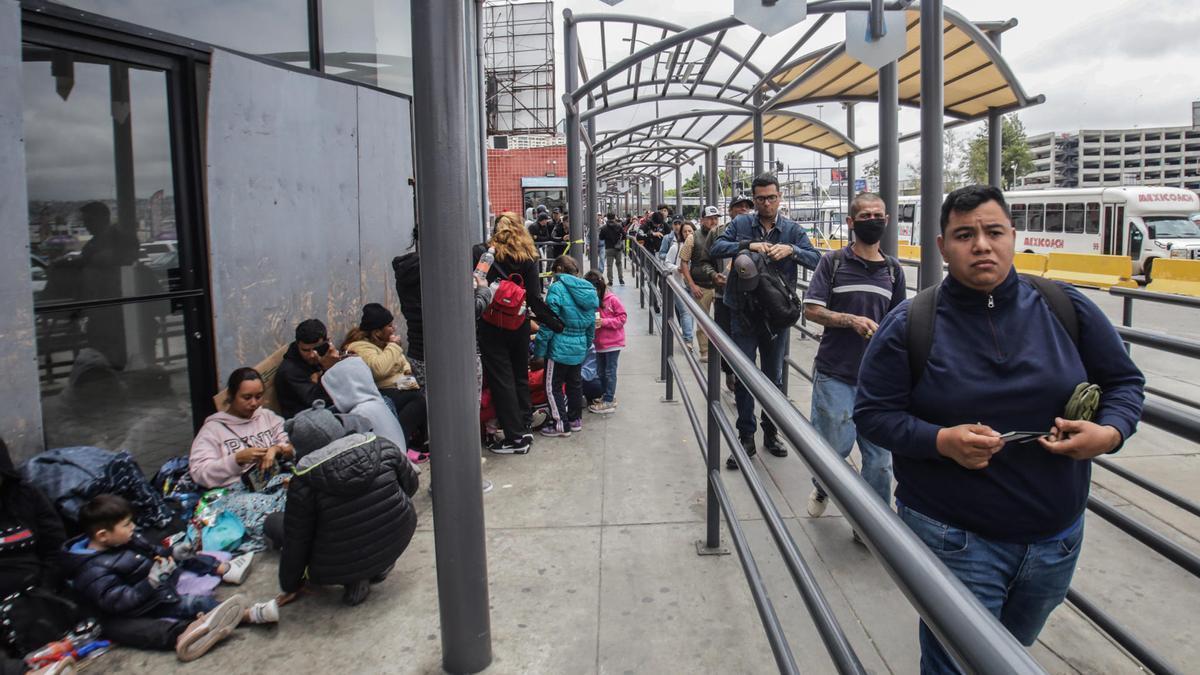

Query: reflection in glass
left=323, top=0, right=414, bottom=94
left=57, top=0, right=309, bottom=65
left=37, top=300, right=194, bottom=470
left=23, top=46, right=179, bottom=308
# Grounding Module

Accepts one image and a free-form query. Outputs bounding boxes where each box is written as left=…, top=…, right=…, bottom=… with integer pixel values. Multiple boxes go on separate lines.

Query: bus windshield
left=1145, top=216, right=1200, bottom=239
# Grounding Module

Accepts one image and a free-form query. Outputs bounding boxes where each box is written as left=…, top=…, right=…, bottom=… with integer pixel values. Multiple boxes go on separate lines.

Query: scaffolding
left=482, top=1, right=556, bottom=136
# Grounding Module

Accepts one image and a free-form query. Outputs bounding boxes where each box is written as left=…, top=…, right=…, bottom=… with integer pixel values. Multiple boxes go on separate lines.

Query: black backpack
left=906, top=275, right=1080, bottom=384
left=741, top=251, right=804, bottom=334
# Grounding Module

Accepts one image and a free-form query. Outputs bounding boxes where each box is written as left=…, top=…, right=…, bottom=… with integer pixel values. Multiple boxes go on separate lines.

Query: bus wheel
left=1023, top=249, right=1035, bottom=254
left=1143, top=257, right=1155, bottom=280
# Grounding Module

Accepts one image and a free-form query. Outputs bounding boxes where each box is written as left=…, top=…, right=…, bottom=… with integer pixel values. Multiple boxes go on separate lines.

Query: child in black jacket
left=62, top=495, right=274, bottom=661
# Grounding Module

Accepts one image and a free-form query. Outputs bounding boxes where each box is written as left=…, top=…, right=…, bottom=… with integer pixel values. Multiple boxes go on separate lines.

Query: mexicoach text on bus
left=1138, top=193, right=1196, bottom=203
left=1024, top=237, right=1065, bottom=248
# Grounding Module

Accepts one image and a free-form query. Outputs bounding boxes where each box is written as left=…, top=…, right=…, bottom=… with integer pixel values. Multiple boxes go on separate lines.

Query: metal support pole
left=768, top=142, right=776, bottom=172
left=563, top=11, right=584, bottom=268
left=411, top=1, right=491, bottom=672
left=702, top=345, right=723, bottom=550
left=708, top=147, right=720, bottom=209
left=675, top=164, right=683, bottom=215
left=878, top=63, right=899, bottom=257
left=586, top=117, right=599, bottom=270
left=846, top=103, right=856, bottom=219
left=918, top=0, right=945, bottom=290
left=660, top=275, right=675, bottom=400
left=753, top=92, right=765, bottom=176
left=985, top=32, right=1003, bottom=189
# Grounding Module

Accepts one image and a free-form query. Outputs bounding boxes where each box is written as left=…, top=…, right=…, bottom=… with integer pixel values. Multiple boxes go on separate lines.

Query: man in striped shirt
left=802, top=193, right=906, bottom=536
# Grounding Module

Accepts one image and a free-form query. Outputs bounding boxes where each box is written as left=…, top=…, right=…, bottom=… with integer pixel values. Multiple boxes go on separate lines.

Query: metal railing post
left=660, top=274, right=675, bottom=401
left=700, top=344, right=724, bottom=552
left=780, top=326, right=791, bottom=397
left=1121, top=295, right=1133, bottom=353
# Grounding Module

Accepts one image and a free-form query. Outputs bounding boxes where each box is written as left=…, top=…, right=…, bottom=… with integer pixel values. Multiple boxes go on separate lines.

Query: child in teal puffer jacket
left=534, top=255, right=599, bottom=437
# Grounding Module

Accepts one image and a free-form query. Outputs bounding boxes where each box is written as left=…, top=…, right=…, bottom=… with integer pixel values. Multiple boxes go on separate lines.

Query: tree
left=967, top=114, right=1035, bottom=189
left=902, top=130, right=971, bottom=195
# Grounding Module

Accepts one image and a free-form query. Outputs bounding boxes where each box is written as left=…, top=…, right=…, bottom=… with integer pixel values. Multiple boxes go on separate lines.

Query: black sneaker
left=343, top=579, right=371, bottom=606
left=764, top=434, right=787, bottom=457
left=488, top=435, right=531, bottom=455
left=726, top=436, right=757, bottom=470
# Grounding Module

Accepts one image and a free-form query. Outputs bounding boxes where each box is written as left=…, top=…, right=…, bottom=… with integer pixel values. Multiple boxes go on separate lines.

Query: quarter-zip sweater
left=853, top=268, right=1145, bottom=543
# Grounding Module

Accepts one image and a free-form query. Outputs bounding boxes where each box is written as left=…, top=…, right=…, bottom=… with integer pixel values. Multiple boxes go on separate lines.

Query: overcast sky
left=550, top=0, right=1200, bottom=180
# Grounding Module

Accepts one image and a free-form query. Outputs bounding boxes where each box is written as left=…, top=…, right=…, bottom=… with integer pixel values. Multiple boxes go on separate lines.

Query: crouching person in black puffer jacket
left=279, top=403, right=419, bottom=606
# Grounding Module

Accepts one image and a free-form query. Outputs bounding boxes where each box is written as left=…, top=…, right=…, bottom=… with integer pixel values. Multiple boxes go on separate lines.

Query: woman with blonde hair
left=474, top=211, right=562, bottom=454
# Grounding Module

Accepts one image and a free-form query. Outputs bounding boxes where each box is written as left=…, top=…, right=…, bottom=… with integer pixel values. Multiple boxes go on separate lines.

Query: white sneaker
left=222, top=552, right=254, bottom=585
left=807, top=488, right=828, bottom=518
left=176, top=594, right=247, bottom=661
left=245, top=598, right=279, bottom=624
left=589, top=401, right=616, bottom=415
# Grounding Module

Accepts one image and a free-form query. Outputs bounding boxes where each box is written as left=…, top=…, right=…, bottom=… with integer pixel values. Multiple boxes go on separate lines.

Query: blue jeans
left=809, top=371, right=893, bottom=504
left=899, top=505, right=1084, bottom=674
left=596, top=350, right=621, bottom=402
left=147, top=592, right=220, bottom=621
left=731, top=312, right=787, bottom=438
left=673, top=294, right=695, bottom=343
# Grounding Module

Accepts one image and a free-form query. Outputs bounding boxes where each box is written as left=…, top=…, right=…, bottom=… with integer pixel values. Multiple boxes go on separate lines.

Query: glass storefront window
left=36, top=300, right=195, bottom=470
left=322, top=0, right=414, bottom=94
left=23, top=42, right=201, bottom=467
left=23, top=47, right=180, bottom=307
left=56, top=1, right=310, bottom=66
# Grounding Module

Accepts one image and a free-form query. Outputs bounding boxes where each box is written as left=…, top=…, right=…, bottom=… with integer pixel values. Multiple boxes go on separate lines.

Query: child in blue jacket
left=534, top=255, right=599, bottom=437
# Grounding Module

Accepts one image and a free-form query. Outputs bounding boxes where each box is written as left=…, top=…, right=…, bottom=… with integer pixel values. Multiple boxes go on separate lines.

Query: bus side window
left=1011, top=203, right=1026, bottom=231
left=901, top=204, right=915, bottom=223
left=1027, top=204, right=1044, bottom=232
left=1085, top=203, right=1101, bottom=234
left=1065, top=203, right=1085, bottom=234
left=1045, top=203, right=1064, bottom=233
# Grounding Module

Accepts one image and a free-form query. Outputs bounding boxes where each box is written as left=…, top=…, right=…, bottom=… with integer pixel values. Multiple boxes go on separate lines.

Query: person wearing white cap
left=679, top=205, right=723, bottom=361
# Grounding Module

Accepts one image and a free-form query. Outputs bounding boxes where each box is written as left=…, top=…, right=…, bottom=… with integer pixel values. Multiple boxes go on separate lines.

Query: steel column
left=586, top=116, right=599, bottom=270
left=675, top=164, right=683, bottom=215
left=660, top=275, right=675, bottom=400
left=564, top=10, right=584, bottom=268
left=918, top=0, right=945, bottom=289
left=878, top=63, right=899, bottom=257
left=411, top=1, right=492, bottom=672
left=708, top=146, right=720, bottom=209
left=986, top=31, right=1003, bottom=188
left=753, top=93, right=765, bottom=175
left=846, top=103, right=856, bottom=216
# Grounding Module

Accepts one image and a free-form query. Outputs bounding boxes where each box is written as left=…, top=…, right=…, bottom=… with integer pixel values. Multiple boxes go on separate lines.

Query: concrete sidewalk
left=102, top=276, right=1199, bottom=674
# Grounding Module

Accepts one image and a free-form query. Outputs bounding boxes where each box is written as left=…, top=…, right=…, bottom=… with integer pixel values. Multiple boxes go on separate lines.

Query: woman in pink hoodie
left=584, top=271, right=627, bottom=415
left=188, top=368, right=293, bottom=552
left=190, top=368, right=293, bottom=489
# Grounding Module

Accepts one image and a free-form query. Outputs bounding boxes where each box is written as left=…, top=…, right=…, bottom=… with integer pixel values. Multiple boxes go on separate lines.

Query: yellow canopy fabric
left=719, top=111, right=858, bottom=159
left=766, top=8, right=1038, bottom=120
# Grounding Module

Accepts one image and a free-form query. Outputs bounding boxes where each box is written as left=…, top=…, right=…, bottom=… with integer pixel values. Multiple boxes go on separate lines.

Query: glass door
left=22, top=33, right=211, bottom=471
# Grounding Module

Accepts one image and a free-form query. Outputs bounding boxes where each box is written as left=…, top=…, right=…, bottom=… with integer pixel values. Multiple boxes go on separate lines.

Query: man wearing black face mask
left=801, top=193, right=906, bottom=536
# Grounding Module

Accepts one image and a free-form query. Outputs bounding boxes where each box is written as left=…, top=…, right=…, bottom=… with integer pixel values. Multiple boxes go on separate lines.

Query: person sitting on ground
left=341, top=303, right=429, bottom=462
left=277, top=319, right=343, bottom=418
left=319, top=357, right=411, bottom=454
left=62, top=495, right=277, bottom=662
left=584, top=270, right=626, bottom=415
left=533, top=255, right=598, bottom=437
left=189, top=368, right=293, bottom=551
left=278, top=404, right=418, bottom=607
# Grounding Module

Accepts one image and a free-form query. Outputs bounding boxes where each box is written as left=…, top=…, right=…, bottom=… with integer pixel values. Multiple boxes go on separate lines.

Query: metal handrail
left=630, top=244, right=1043, bottom=675
left=1117, top=326, right=1200, bottom=360
left=1110, top=285, right=1200, bottom=310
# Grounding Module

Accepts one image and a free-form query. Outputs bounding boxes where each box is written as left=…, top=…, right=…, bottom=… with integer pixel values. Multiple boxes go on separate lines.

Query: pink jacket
left=594, top=292, right=627, bottom=352
left=189, top=409, right=289, bottom=489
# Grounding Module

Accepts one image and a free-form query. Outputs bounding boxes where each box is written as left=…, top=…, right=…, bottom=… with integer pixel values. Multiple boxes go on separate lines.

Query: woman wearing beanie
left=341, top=303, right=429, bottom=463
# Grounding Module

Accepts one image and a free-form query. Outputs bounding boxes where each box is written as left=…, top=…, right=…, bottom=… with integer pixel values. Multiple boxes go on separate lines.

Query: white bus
left=896, top=187, right=1200, bottom=276
left=782, top=198, right=847, bottom=244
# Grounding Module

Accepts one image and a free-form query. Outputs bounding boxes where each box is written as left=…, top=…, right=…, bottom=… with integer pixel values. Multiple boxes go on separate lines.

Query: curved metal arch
left=600, top=136, right=714, bottom=155
left=568, top=15, right=753, bottom=104
left=595, top=110, right=752, bottom=153
left=597, top=146, right=697, bottom=172
left=581, top=90, right=755, bottom=123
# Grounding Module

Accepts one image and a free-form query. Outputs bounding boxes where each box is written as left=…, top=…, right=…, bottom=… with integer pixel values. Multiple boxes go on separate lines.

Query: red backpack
left=481, top=264, right=528, bottom=330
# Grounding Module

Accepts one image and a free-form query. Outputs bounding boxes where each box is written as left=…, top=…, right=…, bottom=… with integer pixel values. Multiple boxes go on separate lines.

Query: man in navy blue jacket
left=711, top=173, right=821, bottom=466
left=854, top=185, right=1145, bottom=674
